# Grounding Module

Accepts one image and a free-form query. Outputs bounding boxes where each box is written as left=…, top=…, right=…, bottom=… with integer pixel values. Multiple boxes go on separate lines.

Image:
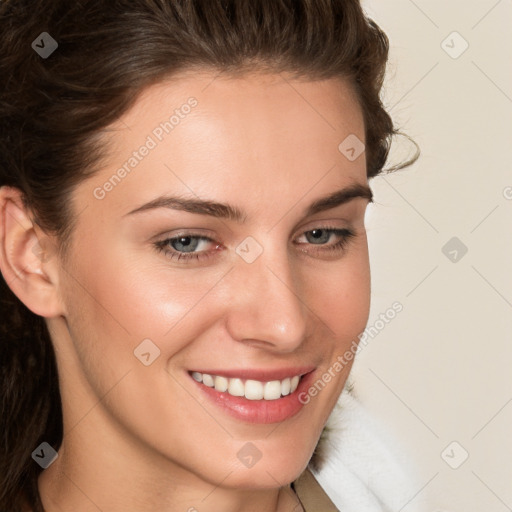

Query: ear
left=0, top=186, right=66, bottom=317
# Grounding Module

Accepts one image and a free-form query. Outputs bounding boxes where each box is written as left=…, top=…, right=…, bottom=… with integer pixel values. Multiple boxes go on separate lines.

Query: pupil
left=171, top=236, right=198, bottom=253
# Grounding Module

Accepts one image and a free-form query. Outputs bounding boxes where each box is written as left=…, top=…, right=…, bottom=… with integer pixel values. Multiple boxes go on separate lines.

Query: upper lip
left=188, top=367, right=316, bottom=382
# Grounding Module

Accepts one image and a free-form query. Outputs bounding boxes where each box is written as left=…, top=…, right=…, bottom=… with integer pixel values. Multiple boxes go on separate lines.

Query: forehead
left=82, top=70, right=367, bottom=221
left=123, top=69, right=364, bottom=138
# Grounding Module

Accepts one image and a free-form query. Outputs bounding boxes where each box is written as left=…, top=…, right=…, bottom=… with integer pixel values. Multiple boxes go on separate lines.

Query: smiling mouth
left=189, top=371, right=305, bottom=401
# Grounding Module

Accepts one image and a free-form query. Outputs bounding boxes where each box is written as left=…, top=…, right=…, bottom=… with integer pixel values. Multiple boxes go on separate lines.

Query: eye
left=153, top=226, right=356, bottom=263
left=294, top=227, right=355, bottom=256
left=154, top=234, right=219, bottom=262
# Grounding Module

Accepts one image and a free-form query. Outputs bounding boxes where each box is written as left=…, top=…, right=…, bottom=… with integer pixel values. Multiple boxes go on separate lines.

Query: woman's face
left=49, top=71, right=371, bottom=495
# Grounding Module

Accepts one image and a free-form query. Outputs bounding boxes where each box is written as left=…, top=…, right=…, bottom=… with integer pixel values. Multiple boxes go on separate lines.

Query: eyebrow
left=125, top=182, right=373, bottom=222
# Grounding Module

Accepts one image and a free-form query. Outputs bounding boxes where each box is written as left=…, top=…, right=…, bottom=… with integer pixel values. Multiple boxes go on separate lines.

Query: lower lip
left=190, top=371, right=316, bottom=424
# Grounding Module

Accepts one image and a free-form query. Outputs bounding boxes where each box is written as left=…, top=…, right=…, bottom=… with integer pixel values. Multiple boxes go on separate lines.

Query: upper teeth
left=191, top=372, right=301, bottom=400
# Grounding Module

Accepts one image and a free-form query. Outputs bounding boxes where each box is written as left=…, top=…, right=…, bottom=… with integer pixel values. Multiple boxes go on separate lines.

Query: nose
left=224, top=243, right=309, bottom=353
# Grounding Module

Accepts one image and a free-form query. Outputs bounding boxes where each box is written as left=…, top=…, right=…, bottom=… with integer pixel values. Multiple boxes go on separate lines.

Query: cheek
left=300, top=235, right=371, bottom=342
left=66, top=242, right=200, bottom=341
left=59, top=242, right=174, bottom=389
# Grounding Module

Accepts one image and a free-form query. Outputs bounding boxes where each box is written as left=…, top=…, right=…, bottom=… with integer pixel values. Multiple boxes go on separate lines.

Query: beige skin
left=0, top=71, right=371, bottom=512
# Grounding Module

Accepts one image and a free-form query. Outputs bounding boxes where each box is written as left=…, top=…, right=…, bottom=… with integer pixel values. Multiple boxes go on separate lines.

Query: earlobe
left=0, top=186, right=65, bottom=318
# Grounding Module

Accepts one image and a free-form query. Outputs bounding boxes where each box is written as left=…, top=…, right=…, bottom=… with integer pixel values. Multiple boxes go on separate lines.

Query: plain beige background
left=347, top=1, right=512, bottom=510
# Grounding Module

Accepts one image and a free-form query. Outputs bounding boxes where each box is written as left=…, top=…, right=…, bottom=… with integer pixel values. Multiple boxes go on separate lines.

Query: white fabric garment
left=311, top=385, right=429, bottom=512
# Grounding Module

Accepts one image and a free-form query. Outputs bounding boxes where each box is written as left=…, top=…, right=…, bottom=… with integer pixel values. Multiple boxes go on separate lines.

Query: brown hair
left=0, top=0, right=418, bottom=510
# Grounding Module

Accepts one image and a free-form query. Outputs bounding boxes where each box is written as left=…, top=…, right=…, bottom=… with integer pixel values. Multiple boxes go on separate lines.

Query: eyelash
left=153, top=226, right=356, bottom=263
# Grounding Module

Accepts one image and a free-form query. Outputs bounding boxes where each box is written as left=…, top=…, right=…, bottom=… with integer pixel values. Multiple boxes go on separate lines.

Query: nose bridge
left=225, top=241, right=308, bottom=351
